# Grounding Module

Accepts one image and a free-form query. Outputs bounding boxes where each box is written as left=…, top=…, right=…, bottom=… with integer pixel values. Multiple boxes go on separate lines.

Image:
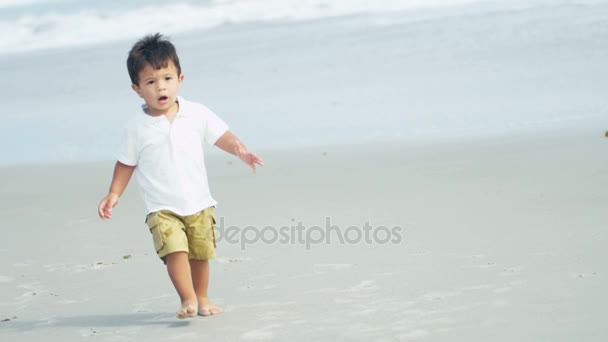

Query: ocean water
left=0, top=0, right=529, bottom=55
left=1, top=0, right=607, bottom=164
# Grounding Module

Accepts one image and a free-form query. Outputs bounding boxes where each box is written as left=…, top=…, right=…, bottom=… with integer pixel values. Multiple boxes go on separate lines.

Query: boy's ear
left=179, top=73, right=184, bottom=82
left=131, top=83, right=143, bottom=98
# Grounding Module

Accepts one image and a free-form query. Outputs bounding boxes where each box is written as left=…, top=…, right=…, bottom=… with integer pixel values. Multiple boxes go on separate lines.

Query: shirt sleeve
left=116, top=122, right=138, bottom=166
left=201, top=105, right=229, bottom=146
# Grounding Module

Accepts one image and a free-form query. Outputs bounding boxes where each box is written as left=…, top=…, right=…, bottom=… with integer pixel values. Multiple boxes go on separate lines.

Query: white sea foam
left=4, top=0, right=604, bottom=54
left=0, top=0, right=44, bottom=9
left=0, top=0, right=496, bottom=54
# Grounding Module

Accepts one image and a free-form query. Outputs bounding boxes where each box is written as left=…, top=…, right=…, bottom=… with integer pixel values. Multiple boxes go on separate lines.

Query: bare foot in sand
left=198, top=297, right=223, bottom=316
left=176, top=302, right=198, bottom=319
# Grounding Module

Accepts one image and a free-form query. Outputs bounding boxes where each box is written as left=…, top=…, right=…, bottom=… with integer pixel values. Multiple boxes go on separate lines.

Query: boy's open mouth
left=158, top=96, right=169, bottom=101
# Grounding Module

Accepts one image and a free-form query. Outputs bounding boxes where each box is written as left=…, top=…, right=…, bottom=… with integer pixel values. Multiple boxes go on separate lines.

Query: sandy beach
left=1, top=0, right=608, bottom=340
left=1, top=126, right=606, bottom=341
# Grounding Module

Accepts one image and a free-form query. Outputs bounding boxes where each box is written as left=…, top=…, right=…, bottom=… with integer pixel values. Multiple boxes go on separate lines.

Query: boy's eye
left=147, top=80, right=154, bottom=85
left=165, top=77, right=172, bottom=81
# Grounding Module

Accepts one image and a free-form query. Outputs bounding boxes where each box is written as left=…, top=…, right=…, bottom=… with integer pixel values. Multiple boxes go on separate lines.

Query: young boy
left=97, top=33, right=263, bottom=319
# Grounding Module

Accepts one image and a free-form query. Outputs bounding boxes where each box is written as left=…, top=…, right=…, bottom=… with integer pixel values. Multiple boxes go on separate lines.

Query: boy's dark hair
left=127, top=33, right=181, bottom=85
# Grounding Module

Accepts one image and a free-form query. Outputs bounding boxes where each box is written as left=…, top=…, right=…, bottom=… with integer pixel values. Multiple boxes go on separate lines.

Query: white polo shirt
left=117, top=96, right=229, bottom=215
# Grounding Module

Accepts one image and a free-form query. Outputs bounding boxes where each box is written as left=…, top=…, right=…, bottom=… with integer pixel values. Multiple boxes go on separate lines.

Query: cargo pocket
left=146, top=212, right=165, bottom=253
left=199, top=208, right=217, bottom=248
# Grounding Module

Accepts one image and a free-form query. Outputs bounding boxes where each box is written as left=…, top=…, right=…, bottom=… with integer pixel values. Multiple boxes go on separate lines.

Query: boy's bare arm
left=97, top=161, right=136, bottom=220
left=215, top=131, right=264, bottom=173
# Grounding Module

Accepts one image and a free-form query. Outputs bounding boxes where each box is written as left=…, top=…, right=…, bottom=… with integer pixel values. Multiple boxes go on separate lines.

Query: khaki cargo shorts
left=145, top=207, right=217, bottom=263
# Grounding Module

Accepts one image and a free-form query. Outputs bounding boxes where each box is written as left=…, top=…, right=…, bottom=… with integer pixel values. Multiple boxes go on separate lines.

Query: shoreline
left=1, top=119, right=604, bottom=169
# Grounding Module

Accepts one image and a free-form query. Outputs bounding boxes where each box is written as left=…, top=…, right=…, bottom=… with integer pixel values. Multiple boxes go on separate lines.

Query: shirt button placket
left=170, top=120, right=191, bottom=211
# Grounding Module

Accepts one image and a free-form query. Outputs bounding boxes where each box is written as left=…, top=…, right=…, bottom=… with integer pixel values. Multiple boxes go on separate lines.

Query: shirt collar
left=140, top=96, right=186, bottom=123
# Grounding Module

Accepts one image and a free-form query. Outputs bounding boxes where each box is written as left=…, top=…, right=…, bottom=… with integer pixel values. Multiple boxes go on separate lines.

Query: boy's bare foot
left=198, top=297, right=223, bottom=316
left=176, top=302, right=198, bottom=319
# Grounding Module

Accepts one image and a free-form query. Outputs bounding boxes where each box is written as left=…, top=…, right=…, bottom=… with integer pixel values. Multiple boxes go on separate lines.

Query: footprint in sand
left=499, top=265, right=524, bottom=276
left=14, top=283, right=47, bottom=304
left=350, top=280, right=378, bottom=292
left=569, top=271, right=598, bottom=279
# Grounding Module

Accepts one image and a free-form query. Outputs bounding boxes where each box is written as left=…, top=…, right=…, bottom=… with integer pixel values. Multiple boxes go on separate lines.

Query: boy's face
left=132, top=61, right=184, bottom=116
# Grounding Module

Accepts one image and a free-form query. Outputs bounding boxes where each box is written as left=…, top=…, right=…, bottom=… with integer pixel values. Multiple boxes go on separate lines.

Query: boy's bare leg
left=190, top=259, right=223, bottom=316
left=165, top=252, right=198, bottom=319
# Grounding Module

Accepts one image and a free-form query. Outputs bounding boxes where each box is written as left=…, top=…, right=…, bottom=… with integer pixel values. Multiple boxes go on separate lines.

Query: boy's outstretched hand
left=235, top=144, right=264, bottom=173
left=98, top=193, right=119, bottom=220
left=215, top=131, right=264, bottom=173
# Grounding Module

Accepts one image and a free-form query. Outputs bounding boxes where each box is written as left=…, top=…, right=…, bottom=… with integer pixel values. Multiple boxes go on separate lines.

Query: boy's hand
left=215, top=131, right=264, bottom=172
left=98, top=193, right=119, bottom=220
left=236, top=144, right=264, bottom=173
